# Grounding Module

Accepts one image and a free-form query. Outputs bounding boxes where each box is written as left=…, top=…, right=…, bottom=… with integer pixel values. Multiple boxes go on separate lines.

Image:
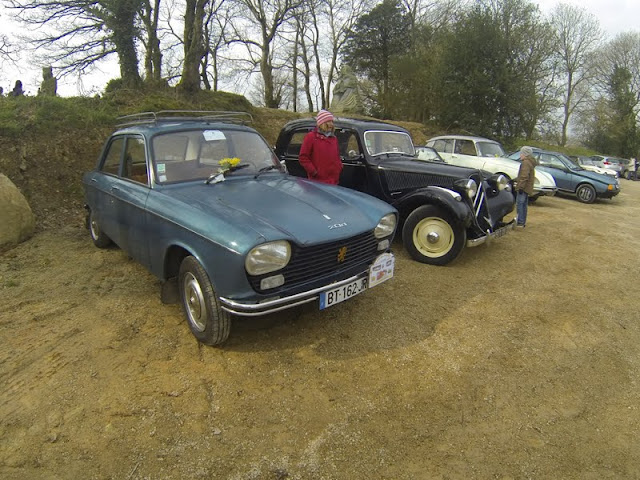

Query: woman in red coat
left=299, top=110, right=343, bottom=184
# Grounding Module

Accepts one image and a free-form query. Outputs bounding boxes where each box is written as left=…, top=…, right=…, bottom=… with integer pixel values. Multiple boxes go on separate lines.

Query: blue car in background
left=507, top=148, right=619, bottom=204
left=83, top=111, right=398, bottom=346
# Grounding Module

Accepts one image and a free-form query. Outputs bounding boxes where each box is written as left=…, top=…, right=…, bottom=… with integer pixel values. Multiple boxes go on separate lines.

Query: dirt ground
left=2, top=179, right=640, bottom=480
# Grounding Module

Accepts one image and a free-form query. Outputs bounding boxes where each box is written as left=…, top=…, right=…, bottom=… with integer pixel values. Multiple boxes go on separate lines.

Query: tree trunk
left=107, top=0, right=142, bottom=88
left=179, top=0, right=209, bottom=93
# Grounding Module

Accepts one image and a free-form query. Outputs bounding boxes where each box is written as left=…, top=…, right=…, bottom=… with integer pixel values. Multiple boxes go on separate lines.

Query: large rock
left=0, top=174, right=35, bottom=248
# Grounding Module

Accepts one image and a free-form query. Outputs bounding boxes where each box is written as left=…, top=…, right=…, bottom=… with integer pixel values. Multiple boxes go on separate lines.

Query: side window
left=432, top=139, right=453, bottom=153
left=123, top=137, right=148, bottom=185
left=539, top=153, right=562, bottom=168
left=286, top=131, right=309, bottom=157
left=101, top=137, right=124, bottom=175
left=336, top=130, right=362, bottom=159
left=457, top=140, right=476, bottom=156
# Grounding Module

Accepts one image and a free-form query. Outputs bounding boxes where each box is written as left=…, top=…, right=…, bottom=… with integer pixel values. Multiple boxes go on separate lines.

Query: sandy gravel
left=1, top=181, right=640, bottom=480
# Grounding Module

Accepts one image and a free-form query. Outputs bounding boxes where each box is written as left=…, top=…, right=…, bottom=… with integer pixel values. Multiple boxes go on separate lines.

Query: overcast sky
left=1, top=0, right=639, bottom=97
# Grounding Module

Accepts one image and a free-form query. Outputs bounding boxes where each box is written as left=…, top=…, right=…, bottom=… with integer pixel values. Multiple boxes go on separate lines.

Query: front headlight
left=245, top=240, right=291, bottom=275
left=492, top=174, right=509, bottom=191
left=455, top=178, right=478, bottom=199
left=374, top=213, right=397, bottom=239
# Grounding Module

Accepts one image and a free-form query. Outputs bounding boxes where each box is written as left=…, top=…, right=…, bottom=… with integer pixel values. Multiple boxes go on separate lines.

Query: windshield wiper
left=254, top=164, right=279, bottom=179
left=205, top=164, right=250, bottom=184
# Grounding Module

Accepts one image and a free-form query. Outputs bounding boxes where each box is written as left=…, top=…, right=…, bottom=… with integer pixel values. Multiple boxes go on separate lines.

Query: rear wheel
left=402, top=205, right=466, bottom=266
left=178, top=256, right=231, bottom=346
left=88, top=210, right=112, bottom=248
left=576, top=183, right=596, bottom=204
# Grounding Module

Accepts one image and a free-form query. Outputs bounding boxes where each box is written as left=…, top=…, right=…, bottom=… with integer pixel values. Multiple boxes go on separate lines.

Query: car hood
left=378, top=155, right=480, bottom=177
left=163, top=175, right=392, bottom=247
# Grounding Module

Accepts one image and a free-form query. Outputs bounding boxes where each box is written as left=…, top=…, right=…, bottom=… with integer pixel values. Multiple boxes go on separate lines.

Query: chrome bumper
left=533, top=187, right=557, bottom=197
left=219, top=271, right=368, bottom=317
left=467, top=220, right=516, bottom=248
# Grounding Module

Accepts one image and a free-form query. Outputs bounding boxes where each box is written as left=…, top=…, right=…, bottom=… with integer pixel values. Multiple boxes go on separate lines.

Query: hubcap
left=578, top=186, right=594, bottom=202
left=90, top=218, right=100, bottom=240
left=182, top=272, right=207, bottom=332
left=413, top=217, right=454, bottom=258
left=427, top=232, right=440, bottom=244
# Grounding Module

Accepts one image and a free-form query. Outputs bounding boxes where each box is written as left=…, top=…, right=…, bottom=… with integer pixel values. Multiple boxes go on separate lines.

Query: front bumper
left=219, top=253, right=394, bottom=316
left=598, top=189, right=620, bottom=199
left=467, top=219, right=516, bottom=248
left=532, top=187, right=557, bottom=198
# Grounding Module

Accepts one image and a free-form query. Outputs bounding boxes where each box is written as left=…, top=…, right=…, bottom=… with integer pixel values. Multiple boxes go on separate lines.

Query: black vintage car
left=275, top=118, right=515, bottom=266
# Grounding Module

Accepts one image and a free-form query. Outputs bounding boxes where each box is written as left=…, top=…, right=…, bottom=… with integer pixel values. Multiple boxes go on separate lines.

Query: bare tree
left=319, top=0, right=371, bottom=108
left=595, top=32, right=640, bottom=110
left=7, top=0, right=144, bottom=87
left=551, top=2, right=603, bottom=146
left=200, top=0, right=234, bottom=91
left=141, top=0, right=163, bottom=82
left=292, top=13, right=316, bottom=111
left=228, top=0, right=302, bottom=108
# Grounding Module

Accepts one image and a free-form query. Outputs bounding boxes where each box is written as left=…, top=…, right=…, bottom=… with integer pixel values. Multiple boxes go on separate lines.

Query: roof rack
left=116, top=110, right=254, bottom=128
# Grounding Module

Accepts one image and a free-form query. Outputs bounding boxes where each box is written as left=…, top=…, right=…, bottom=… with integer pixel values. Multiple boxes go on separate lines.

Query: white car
left=425, top=135, right=557, bottom=200
left=573, top=156, right=618, bottom=178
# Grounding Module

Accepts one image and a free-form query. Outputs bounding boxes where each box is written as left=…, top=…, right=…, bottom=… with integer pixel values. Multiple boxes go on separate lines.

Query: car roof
left=428, top=134, right=500, bottom=143
left=282, top=117, right=410, bottom=134
left=113, top=110, right=258, bottom=135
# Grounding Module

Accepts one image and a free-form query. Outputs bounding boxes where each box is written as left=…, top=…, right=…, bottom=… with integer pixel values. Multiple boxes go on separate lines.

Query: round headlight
left=245, top=241, right=291, bottom=275
left=461, top=178, right=478, bottom=199
left=495, top=174, right=509, bottom=191
left=374, top=213, right=397, bottom=239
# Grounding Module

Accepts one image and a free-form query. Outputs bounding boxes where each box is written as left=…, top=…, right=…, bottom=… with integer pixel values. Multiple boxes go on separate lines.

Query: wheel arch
left=394, top=188, right=472, bottom=229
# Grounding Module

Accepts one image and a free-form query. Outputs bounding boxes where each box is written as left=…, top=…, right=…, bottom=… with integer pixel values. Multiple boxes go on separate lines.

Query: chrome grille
left=471, top=173, right=492, bottom=231
left=248, top=231, right=378, bottom=292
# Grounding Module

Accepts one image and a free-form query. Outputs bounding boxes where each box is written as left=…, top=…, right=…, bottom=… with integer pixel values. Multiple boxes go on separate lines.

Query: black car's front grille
left=470, top=173, right=492, bottom=232
left=384, top=171, right=456, bottom=191
left=248, top=231, right=379, bottom=293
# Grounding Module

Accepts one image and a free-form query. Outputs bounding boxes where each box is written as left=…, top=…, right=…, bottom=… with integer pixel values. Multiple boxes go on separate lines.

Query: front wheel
left=576, top=183, right=596, bottom=204
left=178, top=256, right=231, bottom=346
left=402, top=205, right=466, bottom=266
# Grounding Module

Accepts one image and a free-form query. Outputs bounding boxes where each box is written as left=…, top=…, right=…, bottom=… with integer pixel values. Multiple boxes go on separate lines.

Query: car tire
left=575, top=183, right=597, bottom=204
left=402, top=205, right=466, bottom=266
left=178, top=255, right=231, bottom=346
left=88, top=209, right=112, bottom=248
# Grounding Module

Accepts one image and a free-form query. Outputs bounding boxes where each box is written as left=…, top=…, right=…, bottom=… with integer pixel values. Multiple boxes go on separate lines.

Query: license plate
left=492, top=224, right=511, bottom=239
left=319, top=253, right=395, bottom=310
left=319, top=277, right=367, bottom=310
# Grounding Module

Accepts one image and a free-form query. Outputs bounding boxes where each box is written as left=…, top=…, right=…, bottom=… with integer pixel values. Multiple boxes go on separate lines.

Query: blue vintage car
left=83, top=111, right=397, bottom=346
left=507, top=148, right=620, bottom=203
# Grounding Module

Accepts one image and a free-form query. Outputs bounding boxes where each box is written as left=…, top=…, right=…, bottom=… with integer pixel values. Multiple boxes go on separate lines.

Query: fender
left=392, top=186, right=474, bottom=227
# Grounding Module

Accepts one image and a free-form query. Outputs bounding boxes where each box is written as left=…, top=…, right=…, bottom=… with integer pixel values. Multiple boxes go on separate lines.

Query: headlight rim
left=245, top=240, right=292, bottom=276
left=374, top=213, right=397, bottom=239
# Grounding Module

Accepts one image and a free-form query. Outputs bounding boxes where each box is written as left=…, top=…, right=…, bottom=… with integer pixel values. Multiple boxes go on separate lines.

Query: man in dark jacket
left=299, top=109, right=343, bottom=184
left=514, top=146, right=537, bottom=228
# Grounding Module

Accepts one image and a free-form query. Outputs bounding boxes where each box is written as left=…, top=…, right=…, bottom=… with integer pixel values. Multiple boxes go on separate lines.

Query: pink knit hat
left=316, top=109, right=334, bottom=126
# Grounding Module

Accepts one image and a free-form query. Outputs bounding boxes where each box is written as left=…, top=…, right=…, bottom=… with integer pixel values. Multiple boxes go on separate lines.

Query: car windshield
left=415, top=147, right=444, bottom=162
left=152, top=129, right=280, bottom=183
left=559, top=153, right=582, bottom=170
left=364, top=130, right=415, bottom=156
left=476, top=141, right=506, bottom=157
